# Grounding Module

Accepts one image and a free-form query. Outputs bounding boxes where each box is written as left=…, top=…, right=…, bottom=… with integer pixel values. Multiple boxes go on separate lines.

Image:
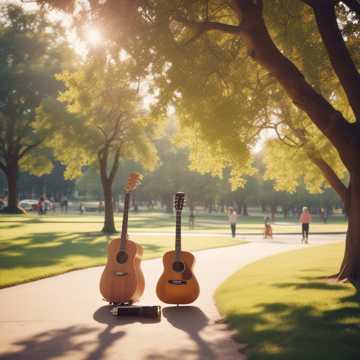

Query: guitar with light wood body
left=156, top=192, right=200, bottom=304
left=100, top=172, right=144, bottom=304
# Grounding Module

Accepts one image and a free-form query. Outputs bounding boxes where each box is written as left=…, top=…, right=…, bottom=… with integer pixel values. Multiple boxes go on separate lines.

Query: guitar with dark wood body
left=156, top=192, right=200, bottom=304
left=100, top=172, right=145, bottom=304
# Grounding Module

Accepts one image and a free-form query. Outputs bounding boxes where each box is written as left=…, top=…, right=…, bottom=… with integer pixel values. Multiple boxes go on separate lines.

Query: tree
left=37, top=56, right=159, bottom=232
left=39, top=0, right=360, bottom=283
left=0, top=4, right=72, bottom=213
left=142, top=0, right=360, bottom=285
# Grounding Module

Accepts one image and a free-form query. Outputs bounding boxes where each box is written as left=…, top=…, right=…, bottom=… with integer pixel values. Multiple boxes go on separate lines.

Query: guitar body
left=100, top=237, right=145, bottom=304
left=156, top=250, right=200, bottom=304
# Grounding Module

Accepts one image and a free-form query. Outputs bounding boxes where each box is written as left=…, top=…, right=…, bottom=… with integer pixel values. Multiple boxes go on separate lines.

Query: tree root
left=323, top=273, right=360, bottom=291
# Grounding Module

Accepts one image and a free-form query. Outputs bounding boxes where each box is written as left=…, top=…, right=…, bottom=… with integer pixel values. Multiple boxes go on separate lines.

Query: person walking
left=63, top=196, right=68, bottom=213
left=79, top=202, right=85, bottom=214
left=264, top=215, right=273, bottom=239
left=228, top=207, right=238, bottom=238
left=38, top=196, right=45, bottom=215
left=299, top=206, right=312, bottom=244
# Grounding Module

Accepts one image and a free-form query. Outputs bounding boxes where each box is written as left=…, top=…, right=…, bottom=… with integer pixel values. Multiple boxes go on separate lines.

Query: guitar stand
left=110, top=303, right=161, bottom=319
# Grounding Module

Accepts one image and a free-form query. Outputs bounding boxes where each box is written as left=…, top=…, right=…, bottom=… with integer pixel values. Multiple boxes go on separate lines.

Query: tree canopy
left=36, top=55, right=161, bottom=231
left=36, top=0, right=360, bottom=282
left=0, top=4, right=73, bottom=211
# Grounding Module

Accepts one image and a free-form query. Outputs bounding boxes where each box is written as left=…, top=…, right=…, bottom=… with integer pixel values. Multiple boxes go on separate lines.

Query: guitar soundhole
left=172, top=261, right=185, bottom=273
left=116, top=251, right=128, bottom=264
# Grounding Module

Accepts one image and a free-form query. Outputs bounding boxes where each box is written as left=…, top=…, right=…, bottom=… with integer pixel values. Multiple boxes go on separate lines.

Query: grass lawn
left=0, top=211, right=347, bottom=233
left=215, top=242, right=360, bottom=360
left=0, top=214, right=246, bottom=288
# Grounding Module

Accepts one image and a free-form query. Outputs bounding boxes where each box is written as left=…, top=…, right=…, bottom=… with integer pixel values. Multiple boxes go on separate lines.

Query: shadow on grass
left=227, top=284, right=360, bottom=360
left=273, top=282, right=345, bottom=291
left=0, top=232, right=163, bottom=270
left=0, top=223, right=24, bottom=229
left=0, top=232, right=107, bottom=269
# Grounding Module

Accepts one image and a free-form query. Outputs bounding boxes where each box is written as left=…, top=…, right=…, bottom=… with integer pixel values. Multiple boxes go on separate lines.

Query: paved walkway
left=0, top=235, right=343, bottom=360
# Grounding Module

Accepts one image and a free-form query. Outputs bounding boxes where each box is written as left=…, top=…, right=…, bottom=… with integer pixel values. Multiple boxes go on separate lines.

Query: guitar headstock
left=124, top=172, right=143, bottom=193
left=174, top=192, right=185, bottom=212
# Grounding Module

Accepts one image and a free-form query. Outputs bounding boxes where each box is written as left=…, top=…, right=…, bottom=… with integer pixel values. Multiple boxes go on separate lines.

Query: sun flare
left=85, top=27, right=102, bottom=46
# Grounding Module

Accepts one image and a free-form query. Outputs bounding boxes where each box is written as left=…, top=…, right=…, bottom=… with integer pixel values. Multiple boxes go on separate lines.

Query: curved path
left=0, top=235, right=343, bottom=360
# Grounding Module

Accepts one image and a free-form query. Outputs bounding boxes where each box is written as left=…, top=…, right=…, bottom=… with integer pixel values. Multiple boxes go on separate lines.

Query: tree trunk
left=3, top=160, right=23, bottom=214
left=243, top=203, right=249, bottom=216
left=283, top=206, right=289, bottom=219
left=101, top=178, right=116, bottom=233
left=132, top=195, right=139, bottom=213
left=271, top=205, right=276, bottom=222
left=208, top=200, right=213, bottom=213
left=338, top=173, right=360, bottom=288
left=98, top=152, right=116, bottom=233
left=165, top=194, right=173, bottom=213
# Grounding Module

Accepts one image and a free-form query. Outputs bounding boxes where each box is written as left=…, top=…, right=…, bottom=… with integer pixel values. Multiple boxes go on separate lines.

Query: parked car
left=19, top=199, right=38, bottom=211
left=19, top=199, right=54, bottom=212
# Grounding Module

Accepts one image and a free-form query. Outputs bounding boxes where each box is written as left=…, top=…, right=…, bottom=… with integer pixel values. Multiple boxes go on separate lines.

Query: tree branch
left=18, top=139, right=44, bottom=159
left=108, top=148, right=121, bottom=184
left=310, top=1, right=360, bottom=121
left=96, top=125, right=108, bottom=141
left=106, top=115, right=123, bottom=146
left=232, top=0, right=355, bottom=170
left=173, top=14, right=243, bottom=36
left=98, top=146, right=109, bottom=183
left=307, top=153, right=349, bottom=204
left=273, top=122, right=303, bottom=148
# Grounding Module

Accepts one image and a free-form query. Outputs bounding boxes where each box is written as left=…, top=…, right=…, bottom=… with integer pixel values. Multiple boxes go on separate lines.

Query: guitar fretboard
left=120, top=193, right=130, bottom=251
left=175, top=210, right=182, bottom=258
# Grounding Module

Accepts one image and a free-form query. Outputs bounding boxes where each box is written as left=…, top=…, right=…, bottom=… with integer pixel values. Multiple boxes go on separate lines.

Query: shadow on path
left=0, top=325, right=102, bottom=360
left=146, top=306, right=215, bottom=360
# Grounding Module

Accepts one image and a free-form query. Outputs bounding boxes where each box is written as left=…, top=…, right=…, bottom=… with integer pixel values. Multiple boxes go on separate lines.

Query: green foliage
left=0, top=4, right=73, bottom=175
left=263, top=137, right=347, bottom=194
left=20, top=0, right=359, bottom=198
left=36, top=56, right=161, bottom=179
left=133, top=0, right=354, bottom=194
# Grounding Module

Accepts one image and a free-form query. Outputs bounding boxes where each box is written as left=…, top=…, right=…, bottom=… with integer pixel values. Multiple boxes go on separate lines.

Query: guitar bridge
left=115, top=272, right=128, bottom=276
left=168, top=279, right=187, bottom=285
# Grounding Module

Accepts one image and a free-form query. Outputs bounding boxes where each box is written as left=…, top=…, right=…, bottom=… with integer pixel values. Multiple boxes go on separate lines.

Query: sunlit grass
left=0, top=216, right=246, bottom=288
left=0, top=211, right=347, bottom=234
left=215, top=243, right=360, bottom=360
left=0, top=212, right=347, bottom=287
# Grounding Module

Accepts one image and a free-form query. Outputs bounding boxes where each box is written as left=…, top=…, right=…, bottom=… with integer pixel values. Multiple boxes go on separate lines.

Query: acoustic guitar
left=156, top=192, right=200, bottom=304
left=100, top=172, right=145, bottom=305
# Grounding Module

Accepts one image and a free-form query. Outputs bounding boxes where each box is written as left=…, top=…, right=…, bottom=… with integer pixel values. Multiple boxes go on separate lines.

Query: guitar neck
left=175, top=210, right=182, bottom=257
left=120, top=192, right=130, bottom=250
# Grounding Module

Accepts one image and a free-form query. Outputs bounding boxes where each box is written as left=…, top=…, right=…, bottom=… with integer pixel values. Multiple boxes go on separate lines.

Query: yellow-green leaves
left=38, top=56, right=161, bottom=179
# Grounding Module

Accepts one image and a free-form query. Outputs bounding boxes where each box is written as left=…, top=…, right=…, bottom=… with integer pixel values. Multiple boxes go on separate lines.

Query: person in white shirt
left=228, top=207, right=238, bottom=238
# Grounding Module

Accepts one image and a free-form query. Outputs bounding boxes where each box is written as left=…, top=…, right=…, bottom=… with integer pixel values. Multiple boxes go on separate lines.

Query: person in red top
left=299, top=206, right=312, bottom=244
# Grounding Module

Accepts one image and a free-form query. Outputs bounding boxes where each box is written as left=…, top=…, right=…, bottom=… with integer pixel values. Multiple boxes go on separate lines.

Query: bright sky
left=6, top=0, right=101, bottom=56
